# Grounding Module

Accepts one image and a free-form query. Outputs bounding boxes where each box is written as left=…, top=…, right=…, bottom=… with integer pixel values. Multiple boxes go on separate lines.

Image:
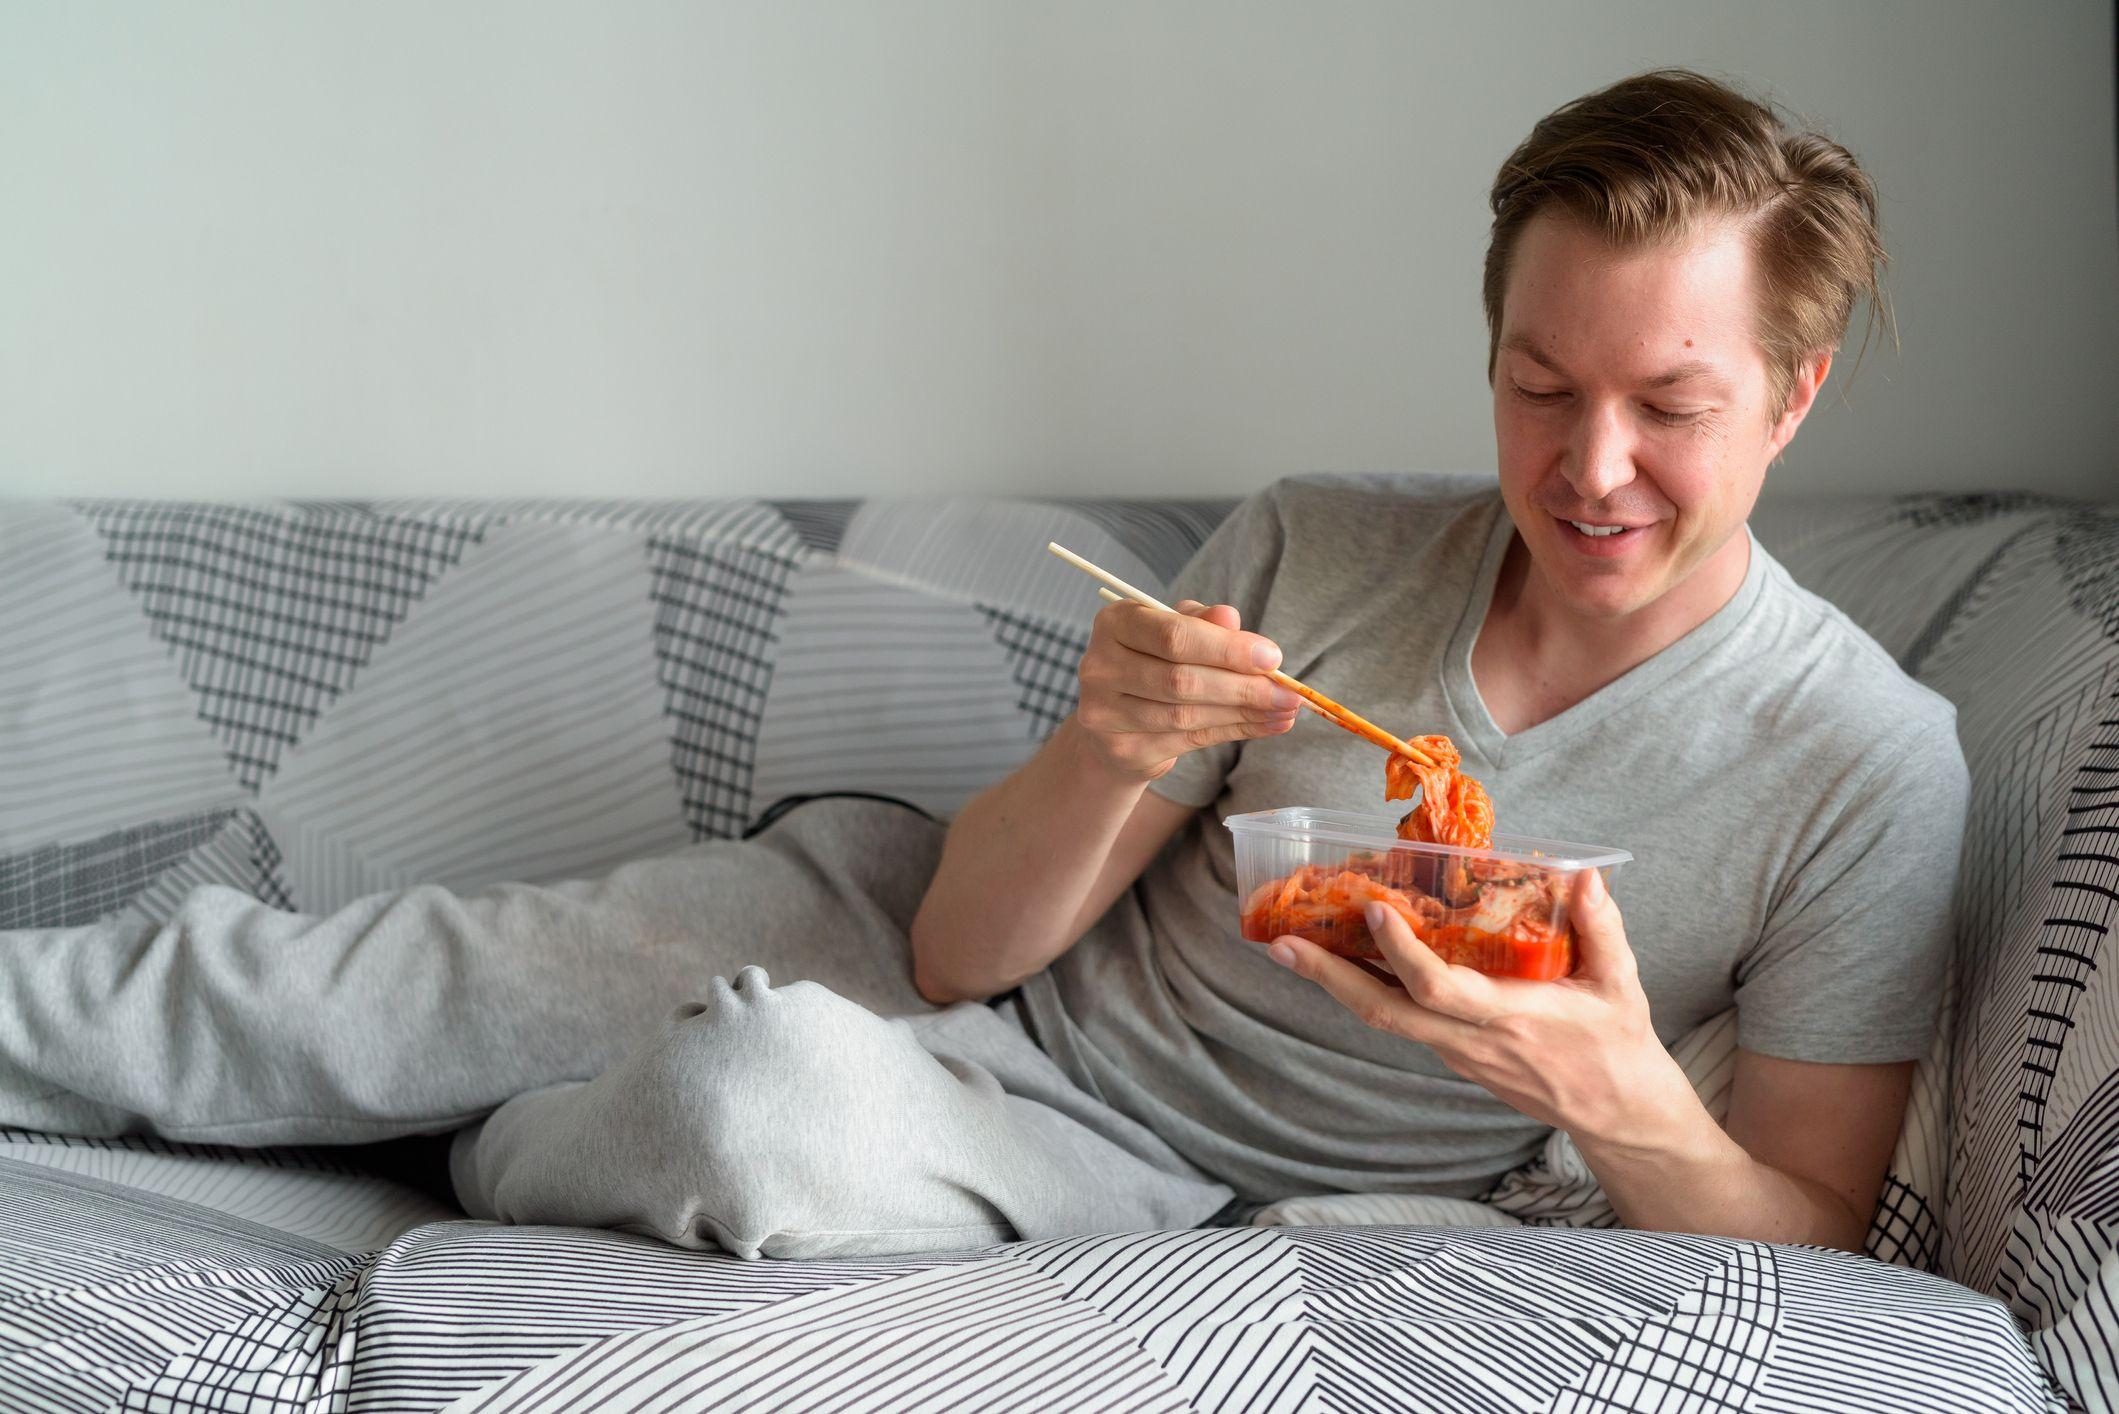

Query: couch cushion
left=0, top=1158, right=2063, bottom=1413
left=2, top=486, right=2111, bottom=1410
left=1755, top=493, right=2119, bottom=1405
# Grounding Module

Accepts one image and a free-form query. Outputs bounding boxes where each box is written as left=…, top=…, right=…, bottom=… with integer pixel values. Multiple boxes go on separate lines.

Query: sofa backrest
left=0, top=496, right=1222, bottom=922
left=1751, top=493, right=2119, bottom=1395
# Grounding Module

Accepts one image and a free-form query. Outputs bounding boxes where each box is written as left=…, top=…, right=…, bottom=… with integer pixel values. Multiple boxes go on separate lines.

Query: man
left=911, top=68, right=1961, bottom=1250
left=0, top=71, right=1964, bottom=1259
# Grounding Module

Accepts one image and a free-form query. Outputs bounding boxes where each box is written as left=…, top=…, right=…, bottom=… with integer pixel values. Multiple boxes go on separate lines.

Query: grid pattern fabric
left=82, top=504, right=487, bottom=791
left=0, top=810, right=230, bottom=930
left=646, top=535, right=802, bottom=840
left=0, top=486, right=2110, bottom=1411
left=975, top=603, right=1092, bottom=738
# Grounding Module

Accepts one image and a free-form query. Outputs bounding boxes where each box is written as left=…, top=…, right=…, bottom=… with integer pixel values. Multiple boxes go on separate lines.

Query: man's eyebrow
left=1501, top=336, right=1726, bottom=391
left=1642, top=360, right=1722, bottom=389
left=1499, top=335, right=1564, bottom=374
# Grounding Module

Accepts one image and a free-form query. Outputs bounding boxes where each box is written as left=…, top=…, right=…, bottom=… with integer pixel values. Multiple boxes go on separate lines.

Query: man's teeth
left=1569, top=521, right=1628, bottom=538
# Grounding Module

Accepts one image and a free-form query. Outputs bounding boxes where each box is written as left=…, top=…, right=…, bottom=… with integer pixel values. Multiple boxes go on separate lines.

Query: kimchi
left=1239, top=737, right=1575, bottom=981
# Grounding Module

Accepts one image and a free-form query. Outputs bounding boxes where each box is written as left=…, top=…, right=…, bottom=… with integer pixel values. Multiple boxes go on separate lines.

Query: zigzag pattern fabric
left=0, top=1159, right=2062, bottom=1414
left=0, top=487, right=2110, bottom=1410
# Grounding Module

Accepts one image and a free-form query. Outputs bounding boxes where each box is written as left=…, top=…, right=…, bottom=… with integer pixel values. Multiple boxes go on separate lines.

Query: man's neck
left=1470, top=527, right=1752, bottom=737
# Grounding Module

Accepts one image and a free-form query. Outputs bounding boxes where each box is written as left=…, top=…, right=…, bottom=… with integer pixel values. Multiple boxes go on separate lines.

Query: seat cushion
left=0, top=1152, right=2062, bottom=1412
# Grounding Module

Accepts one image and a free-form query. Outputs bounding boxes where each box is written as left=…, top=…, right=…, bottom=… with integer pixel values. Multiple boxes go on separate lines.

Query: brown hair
left=1483, top=69, right=1890, bottom=415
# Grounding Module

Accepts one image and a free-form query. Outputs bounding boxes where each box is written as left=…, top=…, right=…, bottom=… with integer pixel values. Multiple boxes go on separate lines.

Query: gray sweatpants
left=0, top=799, right=1232, bottom=1258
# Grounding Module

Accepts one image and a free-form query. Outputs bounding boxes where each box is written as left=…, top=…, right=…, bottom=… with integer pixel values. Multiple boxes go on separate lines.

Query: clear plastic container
left=1226, top=807, right=1632, bottom=981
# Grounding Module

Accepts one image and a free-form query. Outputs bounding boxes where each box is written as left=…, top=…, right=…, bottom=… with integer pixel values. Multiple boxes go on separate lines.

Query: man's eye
left=1512, top=384, right=1568, bottom=405
left=1646, top=406, right=1707, bottom=427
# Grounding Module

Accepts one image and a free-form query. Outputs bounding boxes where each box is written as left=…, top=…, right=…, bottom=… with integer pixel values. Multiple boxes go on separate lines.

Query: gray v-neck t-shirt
left=1018, top=475, right=1970, bottom=1202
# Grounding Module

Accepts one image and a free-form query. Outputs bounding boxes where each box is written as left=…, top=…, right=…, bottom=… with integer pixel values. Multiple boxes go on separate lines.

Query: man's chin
left=1527, top=530, right=1672, bottom=619
left=1549, top=578, right=1666, bottom=621
left=1533, top=551, right=1681, bottom=621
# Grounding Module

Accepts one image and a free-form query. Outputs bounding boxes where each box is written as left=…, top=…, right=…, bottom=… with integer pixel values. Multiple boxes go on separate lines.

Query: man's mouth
left=1555, top=516, right=1652, bottom=555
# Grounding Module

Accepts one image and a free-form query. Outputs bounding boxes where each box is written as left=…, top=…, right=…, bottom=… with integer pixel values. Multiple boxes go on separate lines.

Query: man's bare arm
left=910, top=600, right=1294, bottom=1005
left=910, top=737, right=1194, bottom=1004
left=1578, top=1051, right=1907, bottom=1250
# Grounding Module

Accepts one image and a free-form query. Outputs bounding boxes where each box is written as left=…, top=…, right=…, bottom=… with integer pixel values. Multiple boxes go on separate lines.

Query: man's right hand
left=1073, top=599, right=1300, bottom=781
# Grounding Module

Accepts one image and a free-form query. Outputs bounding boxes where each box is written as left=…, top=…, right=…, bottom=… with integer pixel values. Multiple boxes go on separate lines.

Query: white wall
left=3, top=1, right=2114, bottom=502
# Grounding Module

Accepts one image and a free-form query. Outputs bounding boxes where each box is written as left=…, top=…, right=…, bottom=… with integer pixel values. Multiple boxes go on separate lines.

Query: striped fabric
left=0, top=1164, right=2062, bottom=1414
left=0, top=486, right=2109, bottom=1411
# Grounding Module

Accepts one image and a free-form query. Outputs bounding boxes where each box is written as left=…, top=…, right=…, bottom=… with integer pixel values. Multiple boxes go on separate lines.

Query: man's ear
left=1766, top=352, right=1835, bottom=460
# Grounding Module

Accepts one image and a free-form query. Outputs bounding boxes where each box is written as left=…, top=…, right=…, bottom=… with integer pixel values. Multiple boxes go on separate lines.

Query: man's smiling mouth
left=1554, top=516, right=1655, bottom=555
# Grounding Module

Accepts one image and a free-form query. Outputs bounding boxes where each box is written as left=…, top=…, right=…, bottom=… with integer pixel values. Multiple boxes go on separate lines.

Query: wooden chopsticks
left=1047, top=541, right=1436, bottom=768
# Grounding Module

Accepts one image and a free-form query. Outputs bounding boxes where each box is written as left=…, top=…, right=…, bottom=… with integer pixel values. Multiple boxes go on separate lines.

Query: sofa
left=0, top=484, right=2112, bottom=1412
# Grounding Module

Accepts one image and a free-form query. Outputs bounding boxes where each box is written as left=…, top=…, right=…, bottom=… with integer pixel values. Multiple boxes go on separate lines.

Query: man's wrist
left=1054, top=714, right=1171, bottom=792
left=1569, top=1050, right=1734, bottom=1176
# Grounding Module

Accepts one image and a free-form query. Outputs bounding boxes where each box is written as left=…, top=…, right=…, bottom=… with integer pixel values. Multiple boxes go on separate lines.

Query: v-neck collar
left=1439, top=498, right=1769, bottom=767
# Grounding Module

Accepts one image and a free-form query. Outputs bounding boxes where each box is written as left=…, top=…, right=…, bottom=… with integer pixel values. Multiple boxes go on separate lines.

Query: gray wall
left=3, top=1, right=2114, bottom=501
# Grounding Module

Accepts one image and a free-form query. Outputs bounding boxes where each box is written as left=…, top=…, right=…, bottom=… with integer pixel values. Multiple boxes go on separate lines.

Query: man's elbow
left=913, top=963, right=978, bottom=1008
left=1823, top=1196, right=1873, bottom=1255
left=1774, top=1184, right=1873, bottom=1254
left=908, top=922, right=988, bottom=1007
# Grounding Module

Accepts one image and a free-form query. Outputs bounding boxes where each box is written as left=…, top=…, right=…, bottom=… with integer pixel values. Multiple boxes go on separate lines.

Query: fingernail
left=1267, top=942, right=1297, bottom=969
left=1365, top=902, right=1388, bottom=931
left=1251, top=642, right=1282, bottom=671
left=1269, top=686, right=1300, bottom=709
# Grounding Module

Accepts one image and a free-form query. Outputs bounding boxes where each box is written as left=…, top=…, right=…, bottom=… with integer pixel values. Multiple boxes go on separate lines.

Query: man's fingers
left=1118, top=695, right=1296, bottom=729
left=1106, top=601, right=1281, bottom=675
left=1118, top=678, right=1296, bottom=725
left=1350, top=956, right=1402, bottom=987
left=1267, top=936, right=1484, bottom=1049
left=1101, top=652, right=1299, bottom=711
left=1267, top=936, right=1415, bottom=1033
left=1176, top=601, right=1242, bottom=634
left=1154, top=661, right=1298, bottom=712
left=1081, top=645, right=1296, bottom=713
left=1129, top=717, right=1294, bottom=758
left=1363, top=902, right=1504, bottom=1024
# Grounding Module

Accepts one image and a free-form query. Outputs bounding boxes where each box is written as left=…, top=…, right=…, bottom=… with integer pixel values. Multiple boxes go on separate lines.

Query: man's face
left=1491, top=211, right=1808, bottom=622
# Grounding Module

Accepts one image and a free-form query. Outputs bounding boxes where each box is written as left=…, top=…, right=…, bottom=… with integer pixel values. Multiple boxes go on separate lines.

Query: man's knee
left=632, top=965, right=885, bottom=1120
left=611, top=966, right=1003, bottom=1258
left=624, top=971, right=891, bottom=1172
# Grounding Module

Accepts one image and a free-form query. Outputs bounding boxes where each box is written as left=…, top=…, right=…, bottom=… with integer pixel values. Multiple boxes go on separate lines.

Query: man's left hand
left=1268, top=869, right=1691, bottom=1145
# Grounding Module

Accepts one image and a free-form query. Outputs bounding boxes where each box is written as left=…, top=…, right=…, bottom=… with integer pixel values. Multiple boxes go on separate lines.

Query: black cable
left=743, top=791, right=938, bottom=839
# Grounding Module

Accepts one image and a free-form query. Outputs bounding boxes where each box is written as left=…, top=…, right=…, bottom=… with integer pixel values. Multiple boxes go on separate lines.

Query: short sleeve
left=1144, top=486, right=1288, bottom=810
left=1733, top=718, right=1971, bottom=1063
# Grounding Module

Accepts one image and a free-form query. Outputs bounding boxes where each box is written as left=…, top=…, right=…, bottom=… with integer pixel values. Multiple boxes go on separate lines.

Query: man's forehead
left=1500, top=213, right=1761, bottom=373
left=1500, top=332, right=1733, bottom=388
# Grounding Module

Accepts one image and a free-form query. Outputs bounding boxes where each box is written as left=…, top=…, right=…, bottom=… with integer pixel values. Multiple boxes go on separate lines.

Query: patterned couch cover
left=0, top=485, right=2111, bottom=1412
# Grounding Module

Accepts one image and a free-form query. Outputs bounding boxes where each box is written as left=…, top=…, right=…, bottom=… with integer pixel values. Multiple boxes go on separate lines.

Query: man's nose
left=1565, top=401, right=1637, bottom=503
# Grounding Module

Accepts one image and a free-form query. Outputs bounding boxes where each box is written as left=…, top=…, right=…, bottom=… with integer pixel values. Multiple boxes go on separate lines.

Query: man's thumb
left=1567, top=868, right=1632, bottom=980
